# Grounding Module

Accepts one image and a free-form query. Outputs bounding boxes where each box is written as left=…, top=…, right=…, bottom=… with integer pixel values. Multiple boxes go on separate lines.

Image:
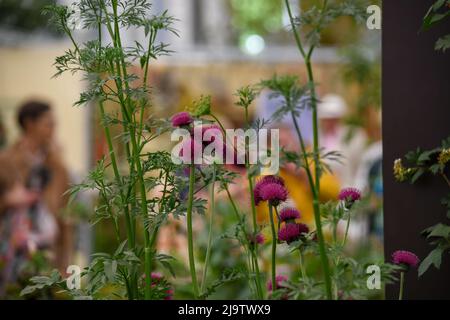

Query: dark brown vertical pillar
left=383, top=0, right=450, bottom=299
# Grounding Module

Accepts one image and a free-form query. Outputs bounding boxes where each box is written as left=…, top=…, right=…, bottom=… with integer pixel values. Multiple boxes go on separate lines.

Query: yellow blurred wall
left=0, top=44, right=90, bottom=175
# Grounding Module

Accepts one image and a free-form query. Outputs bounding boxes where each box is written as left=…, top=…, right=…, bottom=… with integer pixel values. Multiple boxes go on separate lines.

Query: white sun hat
left=318, top=94, right=348, bottom=119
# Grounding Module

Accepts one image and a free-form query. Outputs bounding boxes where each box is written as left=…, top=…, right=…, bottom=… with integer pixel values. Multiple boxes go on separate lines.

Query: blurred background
left=0, top=0, right=382, bottom=299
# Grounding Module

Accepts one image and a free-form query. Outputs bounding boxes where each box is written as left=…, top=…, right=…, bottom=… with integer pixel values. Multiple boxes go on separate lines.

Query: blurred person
left=353, top=109, right=383, bottom=242
left=0, top=153, right=38, bottom=296
left=318, top=94, right=367, bottom=188
left=3, top=100, right=72, bottom=271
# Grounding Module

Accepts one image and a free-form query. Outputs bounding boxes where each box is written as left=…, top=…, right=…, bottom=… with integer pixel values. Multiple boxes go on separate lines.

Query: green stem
left=284, top=0, right=306, bottom=57
left=342, top=214, right=351, bottom=247
left=216, top=106, right=264, bottom=299
left=201, top=165, right=216, bottom=294
left=274, top=206, right=281, bottom=234
left=99, top=101, right=135, bottom=248
left=284, top=0, right=333, bottom=300
left=187, top=164, right=200, bottom=298
left=299, top=250, right=307, bottom=280
left=138, top=29, right=156, bottom=145
left=224, top=185, right=264, bottom=299
left=110, top=0, right=153, bottom=299
left=244, top=131, right=264, bottom=299
left=399, top=272, right=405, bottom=300
left=268, top=204, right=277, bottom=295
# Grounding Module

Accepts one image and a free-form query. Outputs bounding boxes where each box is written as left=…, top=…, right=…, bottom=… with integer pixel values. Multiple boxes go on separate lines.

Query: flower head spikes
left=171, top=111, right=193, bottom=127
left=392, top=250, right=419, bottom=270
left=278, top=223, right=309, bottom=244
left=254, top=175, right=287, bottom=206
left=267, top=275, right=288, bottom=291
left=338, top=187, right=361, bottom=208
left=259, top=183, right=288, bottom=206
left=279, top=207, right=300, bottom=223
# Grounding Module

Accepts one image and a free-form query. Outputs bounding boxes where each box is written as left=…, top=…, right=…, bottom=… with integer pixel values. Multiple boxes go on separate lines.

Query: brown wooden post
left=383, top=0, right=450, bottom=299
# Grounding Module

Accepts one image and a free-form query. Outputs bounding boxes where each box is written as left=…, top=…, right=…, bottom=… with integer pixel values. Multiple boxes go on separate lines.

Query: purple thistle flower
left=392, top=250, right=419, bottom=269
left=165, top=288, right=174, bottom=300
left=148, top=272, right=174, bottom=300
left=255, top=233, right=264, bottom=244
left=259, top=182, right=288, bottom=206
left=253, top=186, right=263, bottom=206
left=267, top=275, right=288, bottom=291
left=279, top=207, right=301, bottom=223
left=253, top=175, right=285, bottom=206
left=338, top=187, right=361, bottom=202
left=171, top=111, right=193, bottom=127
left=151, top=272, right=163, bottom=281
left=278, top=223, right=309, bottom=244
left=249, top=233, right=265, bottom=246
left=260, top=175, right=285, bottom=186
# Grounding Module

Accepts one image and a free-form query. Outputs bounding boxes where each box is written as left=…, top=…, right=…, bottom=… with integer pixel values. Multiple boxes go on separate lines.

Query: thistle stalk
left=399, top=272, right=405, bottom=300
left=268, top=204, right=277, bottom=295
left=284, top=0, right=333, bottom=299
left=201, top=164, right=216, bottom=294
left=187, top=164, right=200, bottom=298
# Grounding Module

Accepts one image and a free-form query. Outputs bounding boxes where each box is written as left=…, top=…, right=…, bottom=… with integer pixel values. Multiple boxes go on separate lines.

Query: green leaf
left=435, top=34, right=450, bottom=52
left=160, top=260, right=176, bottom=278
left=411, top=168, right=425, bottom=184
left=419, top=247, right=444, bottom=276
left=140, top=55, right=147, bottom=68
left=114, top=240, right=128, bottom=257
left=426, top=223, right=450, bottom=238
left=422, top=0, right=448, bottom=30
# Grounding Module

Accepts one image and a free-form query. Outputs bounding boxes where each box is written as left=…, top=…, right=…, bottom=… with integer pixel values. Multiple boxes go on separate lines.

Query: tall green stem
left=268, top=204, right=277, bottom=295
left=299, top=250, right=307, bottom=280
left=399, top=272, right=405, bottom=300
left=201, top=165, right=216, bottom=294
left=187, top=164, right=200, bottom=298
left=212, top=114, right=263, bottom=299
left=242, top=107, right=263, bottom=297
left=224, top=185, right=264, bottom=299
left=284, top=0, right=333, bottom=300
left=342, top=215, right=351, bottom=247
left=99, top=102, right=135, bottom=246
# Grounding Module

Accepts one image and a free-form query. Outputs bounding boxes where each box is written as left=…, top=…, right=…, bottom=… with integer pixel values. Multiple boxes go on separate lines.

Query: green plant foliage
left=394, top=136, right=450, bottom=277
left=422, top=0, right=450, bottom=52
